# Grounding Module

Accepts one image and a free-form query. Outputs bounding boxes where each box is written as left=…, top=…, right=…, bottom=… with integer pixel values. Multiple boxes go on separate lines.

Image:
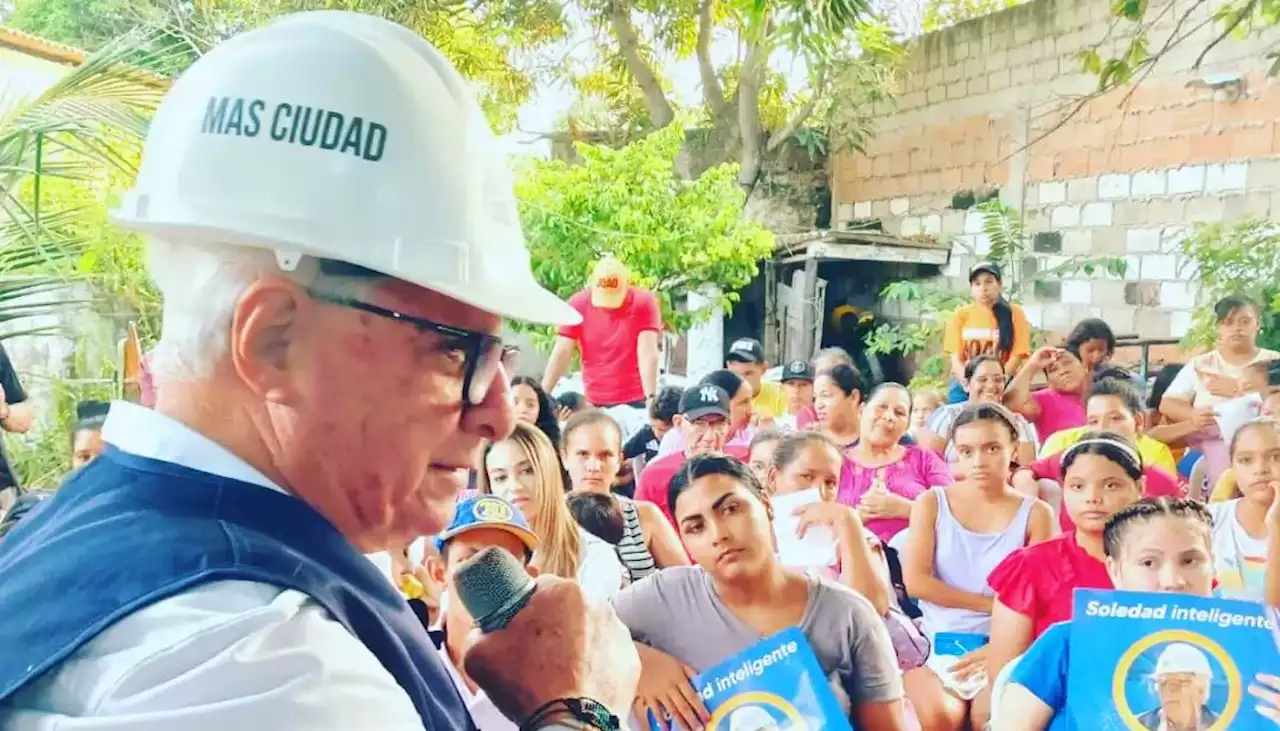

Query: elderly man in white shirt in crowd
left=0, top=10, right=638, bottom=731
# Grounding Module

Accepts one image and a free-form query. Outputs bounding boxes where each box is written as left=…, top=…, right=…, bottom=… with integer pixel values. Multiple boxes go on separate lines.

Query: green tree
left=1177, top=218, right=1280, bottom=350
left=1082, top=0, right=1276, bottom=93
left=560, top=0, right=903, bottom=195
left=0, top=36, right=171, bottom=339
left=515, top=123, right=775, bottom=338
left=921, top=0, right=1019, bottom=33
left=865, top=201, right=1128, bottom=389
left=7, top=0, right=568, bottom=131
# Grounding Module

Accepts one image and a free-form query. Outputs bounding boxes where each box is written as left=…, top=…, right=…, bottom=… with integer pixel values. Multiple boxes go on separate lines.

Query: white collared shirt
left=432, top=609, right=517, bottom=731
left=0, top=402, right=431, bottom=730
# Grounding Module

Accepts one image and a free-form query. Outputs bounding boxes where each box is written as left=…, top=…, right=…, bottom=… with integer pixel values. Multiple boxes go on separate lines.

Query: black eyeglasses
left=307, top=290, right=519, bottom=406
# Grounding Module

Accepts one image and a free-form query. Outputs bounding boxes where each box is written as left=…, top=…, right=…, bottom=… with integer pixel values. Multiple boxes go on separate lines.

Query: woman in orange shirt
left=942, top=261, right=1032, bottom=404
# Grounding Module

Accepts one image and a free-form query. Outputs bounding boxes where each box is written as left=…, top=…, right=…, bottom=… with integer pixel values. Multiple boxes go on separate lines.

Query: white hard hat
left=728, top=705, right=779, bottom=731
left=112, top=10, right=580, bottom=326
left=1154, top=642, right=1213, bottom=678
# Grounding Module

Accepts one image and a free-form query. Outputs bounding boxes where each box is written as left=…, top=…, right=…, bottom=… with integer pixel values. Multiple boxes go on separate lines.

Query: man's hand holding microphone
left=456, top=547, right=641, bottom=730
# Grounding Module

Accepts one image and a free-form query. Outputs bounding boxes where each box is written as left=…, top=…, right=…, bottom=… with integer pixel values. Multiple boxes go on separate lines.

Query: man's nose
left=585, top=457, right=602, bottom=472
left=460, top=365, right=515, bottom=442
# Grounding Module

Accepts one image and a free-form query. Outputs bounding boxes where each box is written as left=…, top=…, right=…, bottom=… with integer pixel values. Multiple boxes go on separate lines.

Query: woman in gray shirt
left=611, top=454, right=908, bottom=730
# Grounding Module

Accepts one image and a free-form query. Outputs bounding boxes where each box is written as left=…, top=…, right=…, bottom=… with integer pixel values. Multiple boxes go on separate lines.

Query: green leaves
left=515, top=124, right=775, bottom=340
left=1177, top=219, right=1280, bottom=350
left=9, top=0, right=566, bottom=133
left=921, top=0, right=1018, bottom=33
left=1110, top=0, right=1146, bottom=20
left=0, top=34, right=171, bottom=342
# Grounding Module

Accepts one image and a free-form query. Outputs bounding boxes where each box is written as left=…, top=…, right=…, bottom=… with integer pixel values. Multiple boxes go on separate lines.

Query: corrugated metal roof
left=0, top=27, right=87, bottom=65
left=0, top=26, right=170, bottom=88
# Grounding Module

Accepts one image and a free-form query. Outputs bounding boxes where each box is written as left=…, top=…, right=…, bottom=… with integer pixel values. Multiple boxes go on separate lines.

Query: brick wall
left=832, top=0, right=1280, bottom=338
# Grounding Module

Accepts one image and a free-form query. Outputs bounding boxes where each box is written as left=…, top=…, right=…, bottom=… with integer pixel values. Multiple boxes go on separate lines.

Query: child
left=623, top=386, right=682, bottom=467
left=566, top=490, right=626, bottom=546
left=1205, top=418, right=1280, bottom=601
left=1244, top=359, right=1280, bottom=415
left=555, top=391, right=591, bottom=421
left=1207, top=363, right=1280, bottom=502
left=987, top=431, right=1146, bottom=696
left=904, top=403, right=1055, bottom=731
left=909, top=388, right=944, bottom=444
left=995, top=497, right=1280, bottom=729
left=746, top=428, right=785, bottom=487
left=71, top=401, right=110, bottom=471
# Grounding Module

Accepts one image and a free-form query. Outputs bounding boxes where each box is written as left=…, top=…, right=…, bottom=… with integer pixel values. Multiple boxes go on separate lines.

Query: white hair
left=146, top=238, right=380, bottom=381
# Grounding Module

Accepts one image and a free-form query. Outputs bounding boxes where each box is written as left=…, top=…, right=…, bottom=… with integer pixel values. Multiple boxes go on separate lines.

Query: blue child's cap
left=434, top=494, right=539, bottom=555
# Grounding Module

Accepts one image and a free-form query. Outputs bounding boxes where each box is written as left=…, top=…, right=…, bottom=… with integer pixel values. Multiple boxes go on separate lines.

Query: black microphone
left=452, top=546, right=537, bottom=633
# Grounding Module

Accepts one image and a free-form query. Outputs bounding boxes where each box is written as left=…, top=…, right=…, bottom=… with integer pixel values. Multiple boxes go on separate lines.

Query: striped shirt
left=617, top=498, right=657, bottom=582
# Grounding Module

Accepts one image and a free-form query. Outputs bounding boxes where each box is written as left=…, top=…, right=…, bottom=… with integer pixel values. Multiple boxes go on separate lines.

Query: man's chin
left=399, top=473, right=468, bottom=538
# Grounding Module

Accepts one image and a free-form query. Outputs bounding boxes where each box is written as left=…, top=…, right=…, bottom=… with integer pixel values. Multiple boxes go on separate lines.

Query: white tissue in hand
left=1214, top=393, right=1263, bottom=445
left=771, top=487, right=837, bottom=569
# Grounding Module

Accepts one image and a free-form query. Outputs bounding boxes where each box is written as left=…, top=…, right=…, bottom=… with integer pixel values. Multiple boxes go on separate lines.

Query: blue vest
left=0, top=446, right=474, bottom=729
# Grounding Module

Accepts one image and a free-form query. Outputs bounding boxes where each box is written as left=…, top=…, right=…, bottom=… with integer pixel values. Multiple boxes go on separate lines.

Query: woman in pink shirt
left=1007, top=345, right=1088, bottom=442
left=838, top=383, right=954, bottom=542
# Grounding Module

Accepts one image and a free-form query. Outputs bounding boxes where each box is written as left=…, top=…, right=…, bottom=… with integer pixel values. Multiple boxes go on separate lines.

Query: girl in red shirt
left=985, top=431, right=1144, bottom=690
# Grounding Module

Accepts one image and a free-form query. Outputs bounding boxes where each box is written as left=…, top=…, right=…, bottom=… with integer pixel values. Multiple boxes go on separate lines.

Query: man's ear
left=1133, top=411, right=1147, bottom=433
left=765, top=465, right=780, bottom=495
left=228, top=276, right=307, bottom=405
left=425, top=554, right=446, bottom=586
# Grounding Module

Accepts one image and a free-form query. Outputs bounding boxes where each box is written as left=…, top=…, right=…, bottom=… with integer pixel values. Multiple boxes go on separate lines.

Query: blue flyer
left=643, top=627, right=852, bottom=731
left=1066, top=588, right=1280, bottom=730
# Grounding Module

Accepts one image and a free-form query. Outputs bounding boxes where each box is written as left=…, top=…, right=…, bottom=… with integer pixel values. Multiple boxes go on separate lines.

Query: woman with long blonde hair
left=477, top=422, right=625, bottom=600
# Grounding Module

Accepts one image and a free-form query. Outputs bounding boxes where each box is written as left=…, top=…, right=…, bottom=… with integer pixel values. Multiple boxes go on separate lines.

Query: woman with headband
left=986, top=431, right=1147, bottom=715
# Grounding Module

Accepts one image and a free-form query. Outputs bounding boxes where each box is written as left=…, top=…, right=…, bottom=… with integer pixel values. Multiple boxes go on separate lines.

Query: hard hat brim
left=110, top=214, right=583, bottom=327
left=427, top=275, right=583, bottom=327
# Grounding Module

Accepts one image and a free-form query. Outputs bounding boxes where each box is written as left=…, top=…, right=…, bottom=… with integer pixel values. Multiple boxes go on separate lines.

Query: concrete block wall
left=832, top=0, right=1280, bottom=338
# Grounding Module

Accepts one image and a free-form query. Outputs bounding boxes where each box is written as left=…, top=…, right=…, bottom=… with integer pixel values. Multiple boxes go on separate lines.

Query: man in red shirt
left=636, top=384, right=748, bottom=529
left=542, top=255, right=661, bottom=409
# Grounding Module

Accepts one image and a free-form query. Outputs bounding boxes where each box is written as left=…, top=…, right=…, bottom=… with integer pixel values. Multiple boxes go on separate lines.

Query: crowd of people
left=187, top=256, right=1273, bottom=731
left=0, top=11, right=1278, bottom=731
left=348, top=255, right=1280, bottom=731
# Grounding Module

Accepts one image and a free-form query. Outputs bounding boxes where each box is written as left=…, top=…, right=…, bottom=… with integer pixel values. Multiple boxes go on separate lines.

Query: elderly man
left=1138, top=643, right=1219, bottom=731
left=0, top=11, right=637, bottom=731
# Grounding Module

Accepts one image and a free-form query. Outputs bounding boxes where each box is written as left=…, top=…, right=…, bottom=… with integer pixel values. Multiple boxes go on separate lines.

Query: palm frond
left=0, top=30, right=177, bottom=339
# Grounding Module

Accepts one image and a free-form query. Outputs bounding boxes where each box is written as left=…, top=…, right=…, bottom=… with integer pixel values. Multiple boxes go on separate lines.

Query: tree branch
left=608, top=0, right=676, bottom=128
left=696, top=0, right=727, bottom=114
left=736, top=39, right=767, bottom=192
left=766, top=67, right=826, bottom=153
left=1194, top=0, right=1255, bottom=68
